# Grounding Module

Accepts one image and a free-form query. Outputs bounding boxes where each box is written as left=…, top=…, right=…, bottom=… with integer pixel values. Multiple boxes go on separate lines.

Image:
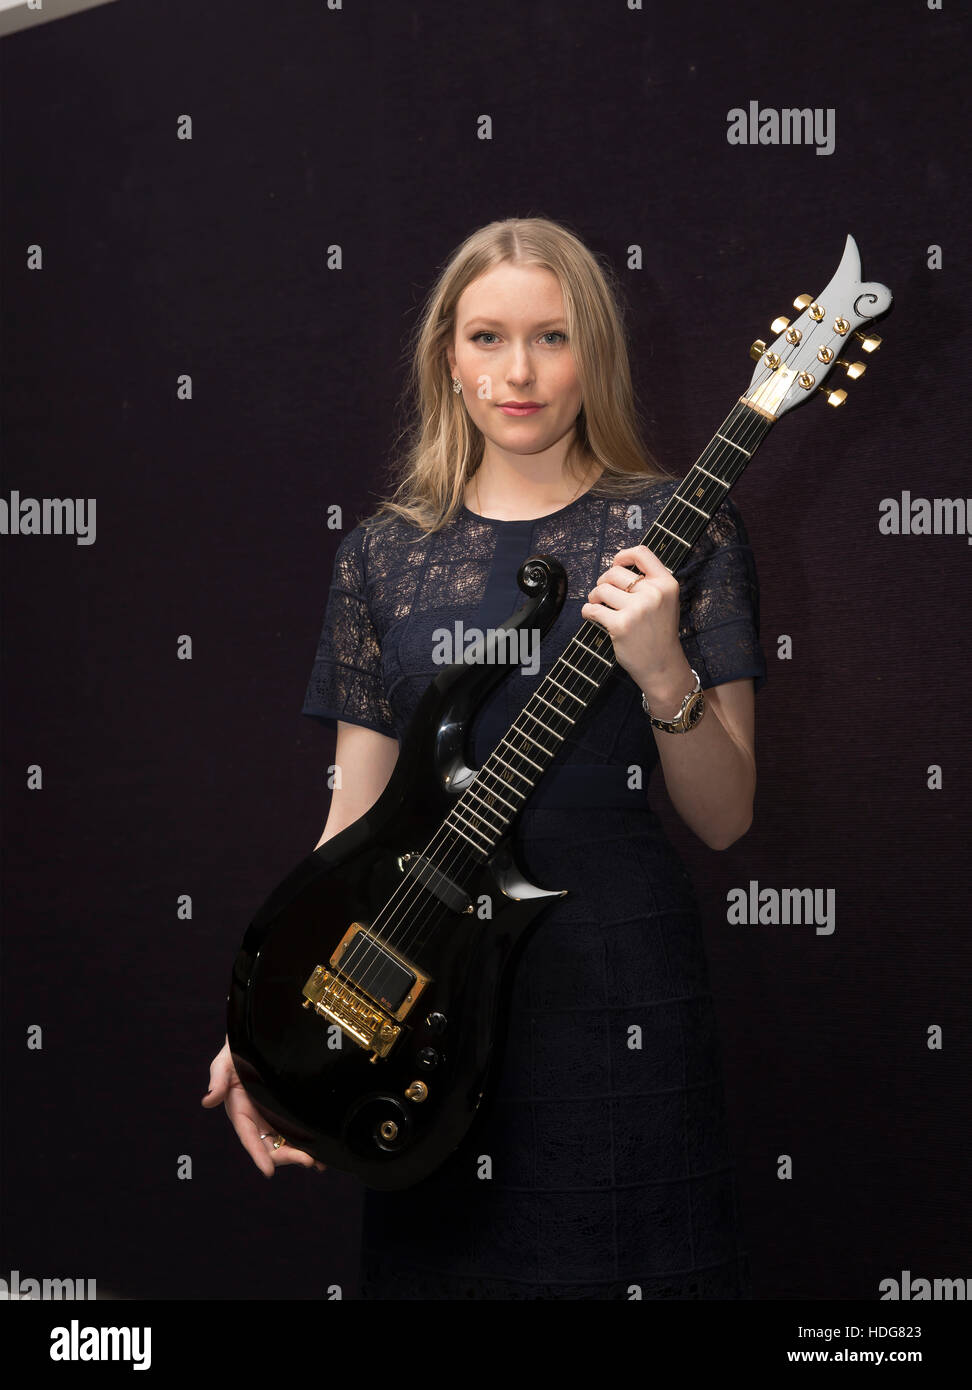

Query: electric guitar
left=226, top=235, right=892, bottom=1190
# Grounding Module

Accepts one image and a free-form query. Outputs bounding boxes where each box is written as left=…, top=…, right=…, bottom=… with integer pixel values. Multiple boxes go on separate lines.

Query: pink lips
left=498, top=402, right=544, bottom=415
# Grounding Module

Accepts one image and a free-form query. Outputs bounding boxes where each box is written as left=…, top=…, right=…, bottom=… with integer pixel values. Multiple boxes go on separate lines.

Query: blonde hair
left=370, top=216, right=673, bottom=534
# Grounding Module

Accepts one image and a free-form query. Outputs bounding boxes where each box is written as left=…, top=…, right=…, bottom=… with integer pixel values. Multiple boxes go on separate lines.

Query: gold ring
left=271, top=1134, right=287, bottom=1150
left=625, top=574, right=644, bottom=592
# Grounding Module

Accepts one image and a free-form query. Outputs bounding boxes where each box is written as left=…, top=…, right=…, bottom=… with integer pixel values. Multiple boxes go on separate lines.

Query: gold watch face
left=685, top=693, right=705, bottom=726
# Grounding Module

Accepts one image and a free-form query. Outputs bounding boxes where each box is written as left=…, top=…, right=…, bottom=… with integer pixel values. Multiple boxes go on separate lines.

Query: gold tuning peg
left=818, top=386, right=848, bottom=407
left=837, top=358, right=867, bottom=380
left=853, top=330, right=882, bottom=352
left=749, top=339, right=767, bottom=361
left=770, top=316, right=790, bottom=334
left=793, top=294, right=813, bottom=310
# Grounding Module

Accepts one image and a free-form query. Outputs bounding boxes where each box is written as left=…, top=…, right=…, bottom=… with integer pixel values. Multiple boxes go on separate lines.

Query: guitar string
left=336, top=391, right=779, bottom=1001
left=334, top=333, right=832, bottom=1001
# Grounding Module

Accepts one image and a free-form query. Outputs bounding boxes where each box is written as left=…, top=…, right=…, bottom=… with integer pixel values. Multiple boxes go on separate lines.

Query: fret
left=509, top=723, right=556, bottom=754
left=450, top=802, right=502, bottom=843
left=497, top=739, right=543, bottom=775
left=716, top=431, right=751, bottom=456
left=695, top=450, right=743, bottom=490
left=477, top=764, right=526, bottom=803
left=559, top=656, right=600, bottom=685
left=677, top=496, right=710, bottom=519
left=444, top=818, right=490, bottom=855
left=517, top=707, right=565, bottom=742
left=568, top=638, right=613, bottom=669
left=456, top=790, right=506, bottom=829
left=691, top=463, right=726, bottom=486
left=653, top=520, right=690, bottom=548
left=532, top=691, right=576, bottom=723
left=465, top=783, right=516, bottom=819
left=547, top=674, right=586, bottom=705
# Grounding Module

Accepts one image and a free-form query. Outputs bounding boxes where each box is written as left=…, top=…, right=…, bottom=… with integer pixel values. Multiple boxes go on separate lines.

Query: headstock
left=742, top=234, right=892, bottom=418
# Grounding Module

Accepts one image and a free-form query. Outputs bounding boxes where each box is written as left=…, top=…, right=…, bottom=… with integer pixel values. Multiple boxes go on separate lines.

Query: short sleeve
left=675, top=496, right=768, bottom=693
left=300, top=525, right=399, bottom=739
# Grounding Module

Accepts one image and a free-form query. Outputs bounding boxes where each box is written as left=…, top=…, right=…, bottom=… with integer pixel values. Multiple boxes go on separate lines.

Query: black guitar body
left=227, top=554, right=570, bottom=1190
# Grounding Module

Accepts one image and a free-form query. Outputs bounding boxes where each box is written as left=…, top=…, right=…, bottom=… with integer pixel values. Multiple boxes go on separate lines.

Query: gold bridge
left=301, top=922, right=431, bottom=1063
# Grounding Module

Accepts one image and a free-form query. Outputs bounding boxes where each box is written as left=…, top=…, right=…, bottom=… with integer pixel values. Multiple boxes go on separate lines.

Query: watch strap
left=641, top=668, right=705, bottom=733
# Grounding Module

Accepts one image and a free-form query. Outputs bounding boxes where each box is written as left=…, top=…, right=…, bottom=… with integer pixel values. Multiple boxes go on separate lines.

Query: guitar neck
left=442, top=398, right=775, bottom=859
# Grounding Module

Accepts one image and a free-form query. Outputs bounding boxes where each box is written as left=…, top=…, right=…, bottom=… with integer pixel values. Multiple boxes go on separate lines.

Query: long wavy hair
left=369, top=216, right=673, bottom=534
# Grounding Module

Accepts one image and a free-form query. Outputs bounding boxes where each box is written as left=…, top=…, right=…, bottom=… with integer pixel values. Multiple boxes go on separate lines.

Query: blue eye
left=470, top=331, right=567, bottom=345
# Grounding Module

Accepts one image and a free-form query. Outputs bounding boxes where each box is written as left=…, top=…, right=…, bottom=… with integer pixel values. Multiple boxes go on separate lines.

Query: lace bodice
left=301, top=478, right=766, bottom=789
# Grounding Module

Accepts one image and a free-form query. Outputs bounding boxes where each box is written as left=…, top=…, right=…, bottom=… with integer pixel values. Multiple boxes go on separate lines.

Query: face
left=447, top=262, right=583, bottom=461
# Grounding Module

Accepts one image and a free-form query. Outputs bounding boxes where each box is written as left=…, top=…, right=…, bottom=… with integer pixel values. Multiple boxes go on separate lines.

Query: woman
left=205, top=216, right=767, bottom=1299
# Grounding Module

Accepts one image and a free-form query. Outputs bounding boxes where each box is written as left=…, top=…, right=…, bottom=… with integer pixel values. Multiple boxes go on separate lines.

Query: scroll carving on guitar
left=226, top=235, right=892, bottom=1190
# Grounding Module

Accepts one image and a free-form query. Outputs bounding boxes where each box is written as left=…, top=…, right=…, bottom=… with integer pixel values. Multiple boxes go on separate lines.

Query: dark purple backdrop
left=1, top=0, right=969, bottom=1302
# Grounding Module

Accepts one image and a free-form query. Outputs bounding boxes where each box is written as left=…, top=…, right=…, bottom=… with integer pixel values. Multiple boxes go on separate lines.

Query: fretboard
left=442, top=398, right=774, bottom=860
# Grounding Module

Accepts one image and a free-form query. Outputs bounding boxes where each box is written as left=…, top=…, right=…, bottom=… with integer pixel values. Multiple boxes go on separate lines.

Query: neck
left=470, top=450, right=599, bottom=520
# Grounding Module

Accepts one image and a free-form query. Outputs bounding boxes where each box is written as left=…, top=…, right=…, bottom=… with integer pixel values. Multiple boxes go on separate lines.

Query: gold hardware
left=833, top=316, right=850, bottom=335
left=818, top=387, right=847, bottom=407
left=784, top=327, right=803, bottom=345
left=301, top=923, right=431, bottom=1063
left=837, top=358, right=867, bottom=379
left=749, top=338, right=767, bottom=361
left=765, top=351, right=781, bottom=369
left=817, top=346, right=835, bottom=364
left=303, top=963, right=402, bottom=1060
left=792, top=294, right=825, bottom=321
left=854, top=330, right=882, bottom=352
left=380, top=1120, right=399, bottom=1140
left=404, top=1080, right=429, bottom=1102
left=797, top=372, right=815, bottom=390
left=770, top=316, right=790, bottom=334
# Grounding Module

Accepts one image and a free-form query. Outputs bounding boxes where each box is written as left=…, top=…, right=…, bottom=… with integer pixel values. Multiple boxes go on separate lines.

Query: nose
left=505, top=339, right=534, bottom=385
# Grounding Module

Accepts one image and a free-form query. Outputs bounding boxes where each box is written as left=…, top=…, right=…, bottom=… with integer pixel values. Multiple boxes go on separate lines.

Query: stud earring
left=452, top=377, right=462, bottom=393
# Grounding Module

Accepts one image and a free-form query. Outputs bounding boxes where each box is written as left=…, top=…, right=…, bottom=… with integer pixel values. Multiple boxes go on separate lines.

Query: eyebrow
left=461, top=317, right=567, bottom=330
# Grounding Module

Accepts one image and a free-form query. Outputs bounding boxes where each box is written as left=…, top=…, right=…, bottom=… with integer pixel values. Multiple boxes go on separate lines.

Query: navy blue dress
left=301, top=477, right=767, bottom=1300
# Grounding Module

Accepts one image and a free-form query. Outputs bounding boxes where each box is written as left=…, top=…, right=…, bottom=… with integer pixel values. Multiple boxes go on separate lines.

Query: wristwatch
left=641, top=668, right=706, bottom=734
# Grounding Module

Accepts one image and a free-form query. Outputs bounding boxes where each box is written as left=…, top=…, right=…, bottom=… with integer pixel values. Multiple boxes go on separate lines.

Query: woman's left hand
left=581, top=545, right=688, bottom=696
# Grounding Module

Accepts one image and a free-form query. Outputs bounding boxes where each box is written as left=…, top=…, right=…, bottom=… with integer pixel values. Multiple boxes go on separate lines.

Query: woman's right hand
left=202, top=1036, right=327, bottom=1178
